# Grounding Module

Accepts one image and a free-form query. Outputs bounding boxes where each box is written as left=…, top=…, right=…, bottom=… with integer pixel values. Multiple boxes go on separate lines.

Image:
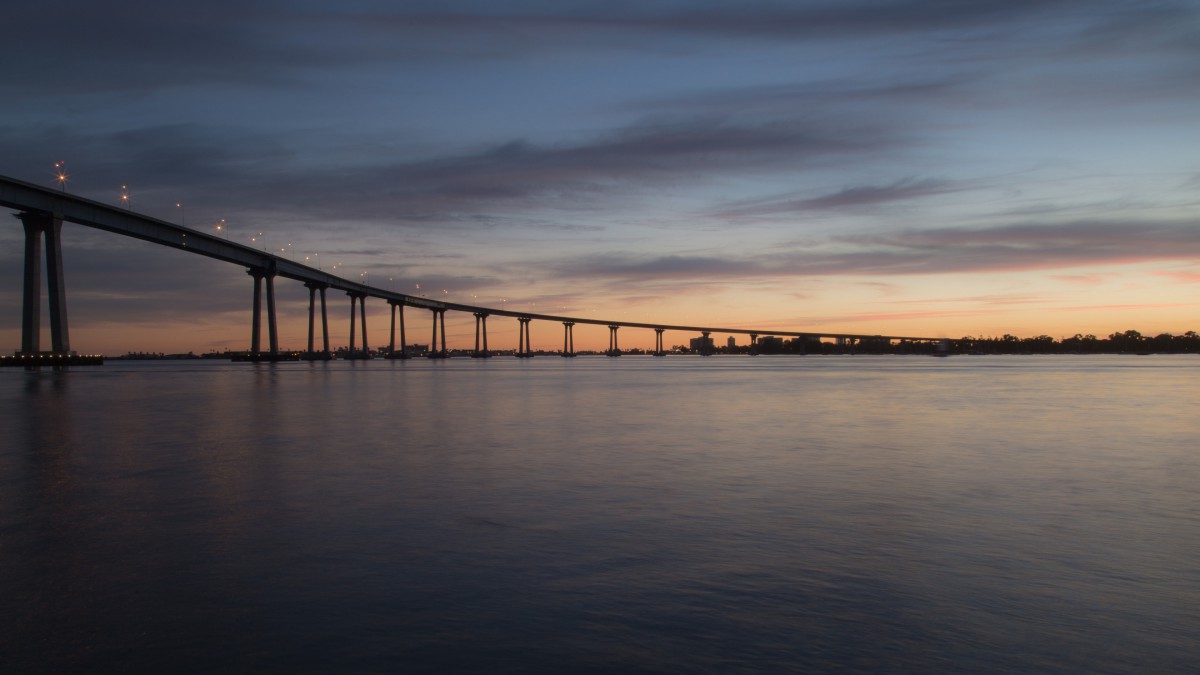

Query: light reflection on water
left=2, top=356, right=1198, bottom=672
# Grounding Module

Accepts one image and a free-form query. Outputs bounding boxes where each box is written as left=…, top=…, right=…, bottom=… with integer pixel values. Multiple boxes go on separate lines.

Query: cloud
left=1051, top=273, right=1108, bottom=285
left=547, top=219, right=1200, bottom=282
left=808, top=307, right=1013, bottom=324
left=1056, top=302, right=1196, bottom=313
left=1154, top=269, right=1200, bottom=284
left=2, top=114, right=906, bottom=230
left=11, top=1, right=1189, bottom=95
left=893, top=294, right=1045, bottom=306
left=713, top=178, right=970, bottom=218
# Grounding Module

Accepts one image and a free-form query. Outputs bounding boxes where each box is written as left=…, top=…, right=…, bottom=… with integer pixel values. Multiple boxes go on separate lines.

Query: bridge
left=1, top=174, right=946, bottom=362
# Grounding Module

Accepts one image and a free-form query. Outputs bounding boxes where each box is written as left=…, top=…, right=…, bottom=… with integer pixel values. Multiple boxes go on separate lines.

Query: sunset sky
left=2, top=1, right=1198, bottom=354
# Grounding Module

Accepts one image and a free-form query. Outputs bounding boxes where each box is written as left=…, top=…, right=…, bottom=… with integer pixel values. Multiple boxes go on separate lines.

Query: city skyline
left=2, top=1, right=1198, bottom=354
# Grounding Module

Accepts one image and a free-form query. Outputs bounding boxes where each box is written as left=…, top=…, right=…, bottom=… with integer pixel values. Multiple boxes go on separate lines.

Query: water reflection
left=2, top=356, right=1197, bottom=672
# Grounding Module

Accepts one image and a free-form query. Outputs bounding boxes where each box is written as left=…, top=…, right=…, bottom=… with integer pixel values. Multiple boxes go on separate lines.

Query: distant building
left=758, top=336, right=785, bottom=352
left=727, top=336, right=736, bottom=349
left=689, top=335, right=714, bottom=352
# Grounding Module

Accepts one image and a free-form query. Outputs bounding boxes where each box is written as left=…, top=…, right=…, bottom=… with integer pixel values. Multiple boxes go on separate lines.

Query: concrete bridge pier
left=607, top=325, right=621, bottom=356
left=653, top=328, right=666, bottom=356
left=303, top=282, right=331, bottom=359
left=266, top=266, right=279, bottom=356
left=346, top=291, right=370, bottom=359
left=701, top=331, right=713, bottom=356
left=561, top=322, right=575, bottom=357
left=427, top=308, right=448, bottom=358
left=387, top=301, right=409, bottom=359
left=249, top=270, right=262, bottom=354
left=247, top=265, right=279, bottom=358
left=473, top=312, right=491, bottom=358
left=516, top=317, right=534, bottom=357
left=749, top=333, right=759, bottom=356
left=17, top=212, right=71, bottom=355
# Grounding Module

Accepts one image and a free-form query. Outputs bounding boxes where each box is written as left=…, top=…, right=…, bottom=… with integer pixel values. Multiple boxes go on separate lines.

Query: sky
left=2, top=0, right=1198, bottom=354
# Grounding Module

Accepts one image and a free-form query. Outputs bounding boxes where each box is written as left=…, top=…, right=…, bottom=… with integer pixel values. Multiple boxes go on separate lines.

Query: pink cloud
left=1051, top=273, right=1108, bottom=285
left=1057, top=302, right=1195, bottom=312
left=1155, top=270, right=1200, bottom=283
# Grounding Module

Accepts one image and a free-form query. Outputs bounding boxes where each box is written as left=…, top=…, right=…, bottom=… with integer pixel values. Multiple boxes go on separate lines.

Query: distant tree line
left=954, top=330, right=1199, bottom=355
left=679, top=330, right=1199, bottom=355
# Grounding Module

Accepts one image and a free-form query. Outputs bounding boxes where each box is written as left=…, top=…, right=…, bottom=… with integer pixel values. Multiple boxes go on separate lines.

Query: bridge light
left=53, top=161, right=69, bottom=190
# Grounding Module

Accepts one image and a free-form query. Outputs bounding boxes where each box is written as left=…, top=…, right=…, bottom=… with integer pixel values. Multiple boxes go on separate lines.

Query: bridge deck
left=2, top=174, right=941, bottom=343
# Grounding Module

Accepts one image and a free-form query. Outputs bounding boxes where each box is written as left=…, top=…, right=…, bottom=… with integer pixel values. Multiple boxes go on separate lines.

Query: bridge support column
left=320, top=286, right=329, bottom=354
left=17, top=212, right=71, bottom=355
left=248, top=268, right=264, bottom=355
left=749, top=333, right=758, bottom=356
left=429, top=308, right=437, bottom=357
left=245, top=264, right=278, bottom=359
left=346, top=292, right=370, bottom=359
left=653, top=328, right=665, bottom=356
left=607, top=325, right=620, bottom=356
left=20, top=214, right=43, bottom=354
left=701, top=331, right=712, bottom=356
left=428, top=308, right=447, bottom=358
left=360, top=295, right=368, bottom=356
left=387, top=301, right=409, bottom=359
left=303, top=282, right=330, bottom=359
left=516, top=317, right=533, bottom=357
left=398, top=302, right=406, bottom=357
left=307, top=285, right=317, bottom=353
left=473, top=312, right=491, bottom=357
left=265, top=267, right=278, bottom=356
left=348, top=292, right=357, bottom=357
left=43, top=217, right=70, bottom=353
left=561, top=322, right=575, bottom=357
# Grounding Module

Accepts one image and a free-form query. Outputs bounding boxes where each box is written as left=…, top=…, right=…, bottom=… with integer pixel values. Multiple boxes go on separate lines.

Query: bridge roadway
left=2, top=174, right=942, bottom=357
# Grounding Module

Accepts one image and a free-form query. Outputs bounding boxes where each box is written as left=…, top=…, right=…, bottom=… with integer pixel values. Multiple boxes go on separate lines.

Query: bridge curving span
left=2, top=174, right=945, bottom=361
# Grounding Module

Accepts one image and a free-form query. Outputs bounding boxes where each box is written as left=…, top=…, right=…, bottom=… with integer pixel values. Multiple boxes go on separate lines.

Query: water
left=3, top=355, right=1198, bottom=673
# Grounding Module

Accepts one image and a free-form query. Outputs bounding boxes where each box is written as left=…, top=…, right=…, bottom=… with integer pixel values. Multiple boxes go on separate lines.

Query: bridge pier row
left=472, top=312, right=491, bottom=358
left=607, top=325, right=620, bottom=356
left=653, top=328, right=666, bottom=356
left=386, top=301, right=409, bottom=359
left=561, top=322, right=575, bottom=357
left=345, top=292, right=370, bottom=359
left=17, top=212, right=71, bottom=355
left=303, top=282, right=331, bottom=359
left=515, top=317, right=533, bottom=357
left=427, top=308, right=448, bottom=358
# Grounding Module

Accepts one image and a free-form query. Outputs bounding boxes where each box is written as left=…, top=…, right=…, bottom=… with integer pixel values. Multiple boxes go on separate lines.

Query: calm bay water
left=3, top=355, right=1198, bottom=673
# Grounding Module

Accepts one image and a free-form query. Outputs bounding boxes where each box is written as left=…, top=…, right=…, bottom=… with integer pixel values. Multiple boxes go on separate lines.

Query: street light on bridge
left=53, top=161, right=69, bottom=191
